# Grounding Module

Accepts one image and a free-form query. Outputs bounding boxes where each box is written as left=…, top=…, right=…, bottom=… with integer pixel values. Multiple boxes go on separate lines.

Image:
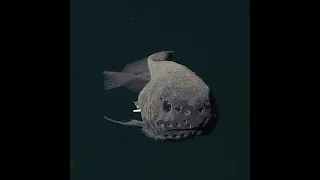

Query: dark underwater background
left=70, top=0, right=250, bottom=179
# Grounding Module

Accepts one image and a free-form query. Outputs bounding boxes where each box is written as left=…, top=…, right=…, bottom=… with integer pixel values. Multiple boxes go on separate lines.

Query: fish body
left=104, top=51, right=219, bottom=141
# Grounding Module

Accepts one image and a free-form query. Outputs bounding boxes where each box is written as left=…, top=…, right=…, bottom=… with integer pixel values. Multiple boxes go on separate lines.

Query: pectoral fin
left=104, top=116, right=145, bottom=127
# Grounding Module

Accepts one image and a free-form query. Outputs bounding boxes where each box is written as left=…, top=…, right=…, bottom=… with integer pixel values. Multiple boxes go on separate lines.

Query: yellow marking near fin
left=134, top=101, right=140, bottom=109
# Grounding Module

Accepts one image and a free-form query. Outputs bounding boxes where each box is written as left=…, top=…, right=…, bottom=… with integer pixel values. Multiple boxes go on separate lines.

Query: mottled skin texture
left=104, top=51, right=219, bottom=141
left=138, top=52, right=218, bottom=140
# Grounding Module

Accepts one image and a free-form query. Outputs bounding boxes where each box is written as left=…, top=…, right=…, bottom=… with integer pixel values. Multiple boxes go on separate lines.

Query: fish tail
left=103, top=71, right=133, bottom=90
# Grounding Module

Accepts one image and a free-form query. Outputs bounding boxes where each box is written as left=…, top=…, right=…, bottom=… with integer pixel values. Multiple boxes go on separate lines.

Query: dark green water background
left=70, top=0, right=250, bottom=179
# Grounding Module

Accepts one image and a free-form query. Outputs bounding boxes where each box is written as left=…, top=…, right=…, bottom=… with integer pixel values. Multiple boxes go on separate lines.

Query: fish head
left=139, top=74, right=219, bottom=141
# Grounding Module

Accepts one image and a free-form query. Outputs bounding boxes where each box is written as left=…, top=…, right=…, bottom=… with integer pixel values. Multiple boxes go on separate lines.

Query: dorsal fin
left=148, top=51, right=174, bottom=61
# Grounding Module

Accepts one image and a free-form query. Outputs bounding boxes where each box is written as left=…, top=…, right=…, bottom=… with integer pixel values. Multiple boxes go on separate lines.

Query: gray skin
left=103, top=51, right=219, bottom=141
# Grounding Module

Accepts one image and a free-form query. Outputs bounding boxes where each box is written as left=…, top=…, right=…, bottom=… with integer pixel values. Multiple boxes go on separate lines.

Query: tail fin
left=103, top=71, right=133, bottom=90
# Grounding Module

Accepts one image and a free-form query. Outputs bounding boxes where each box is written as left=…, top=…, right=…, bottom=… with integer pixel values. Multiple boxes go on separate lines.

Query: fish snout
left=155, top=117, right=209, bottom=140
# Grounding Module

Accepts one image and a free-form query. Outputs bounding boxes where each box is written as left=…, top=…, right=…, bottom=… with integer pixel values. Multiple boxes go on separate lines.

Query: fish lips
left=159, top=127, right=205, bottom=140
left=156, top=113, right=219, bottom=141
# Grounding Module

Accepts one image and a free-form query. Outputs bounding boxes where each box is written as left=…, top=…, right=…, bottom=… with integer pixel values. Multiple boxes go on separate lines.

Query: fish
left=103, top=51, right=219, bottom=141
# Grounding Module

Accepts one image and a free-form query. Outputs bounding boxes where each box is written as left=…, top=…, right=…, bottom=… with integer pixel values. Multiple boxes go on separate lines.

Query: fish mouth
left=164, top=127, right=202, bottom=132
left=161, top=127, right=204, bottom=140
left=164, top=129, right=195, bottom=132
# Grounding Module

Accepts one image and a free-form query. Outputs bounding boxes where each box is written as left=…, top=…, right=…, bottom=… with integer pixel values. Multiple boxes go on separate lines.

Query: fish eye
left=163, top=101, right=171, bottom=112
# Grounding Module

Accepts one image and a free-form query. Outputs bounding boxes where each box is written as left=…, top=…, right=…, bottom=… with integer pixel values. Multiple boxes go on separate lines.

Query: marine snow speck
left=103, top=51, right=220, bottom=141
